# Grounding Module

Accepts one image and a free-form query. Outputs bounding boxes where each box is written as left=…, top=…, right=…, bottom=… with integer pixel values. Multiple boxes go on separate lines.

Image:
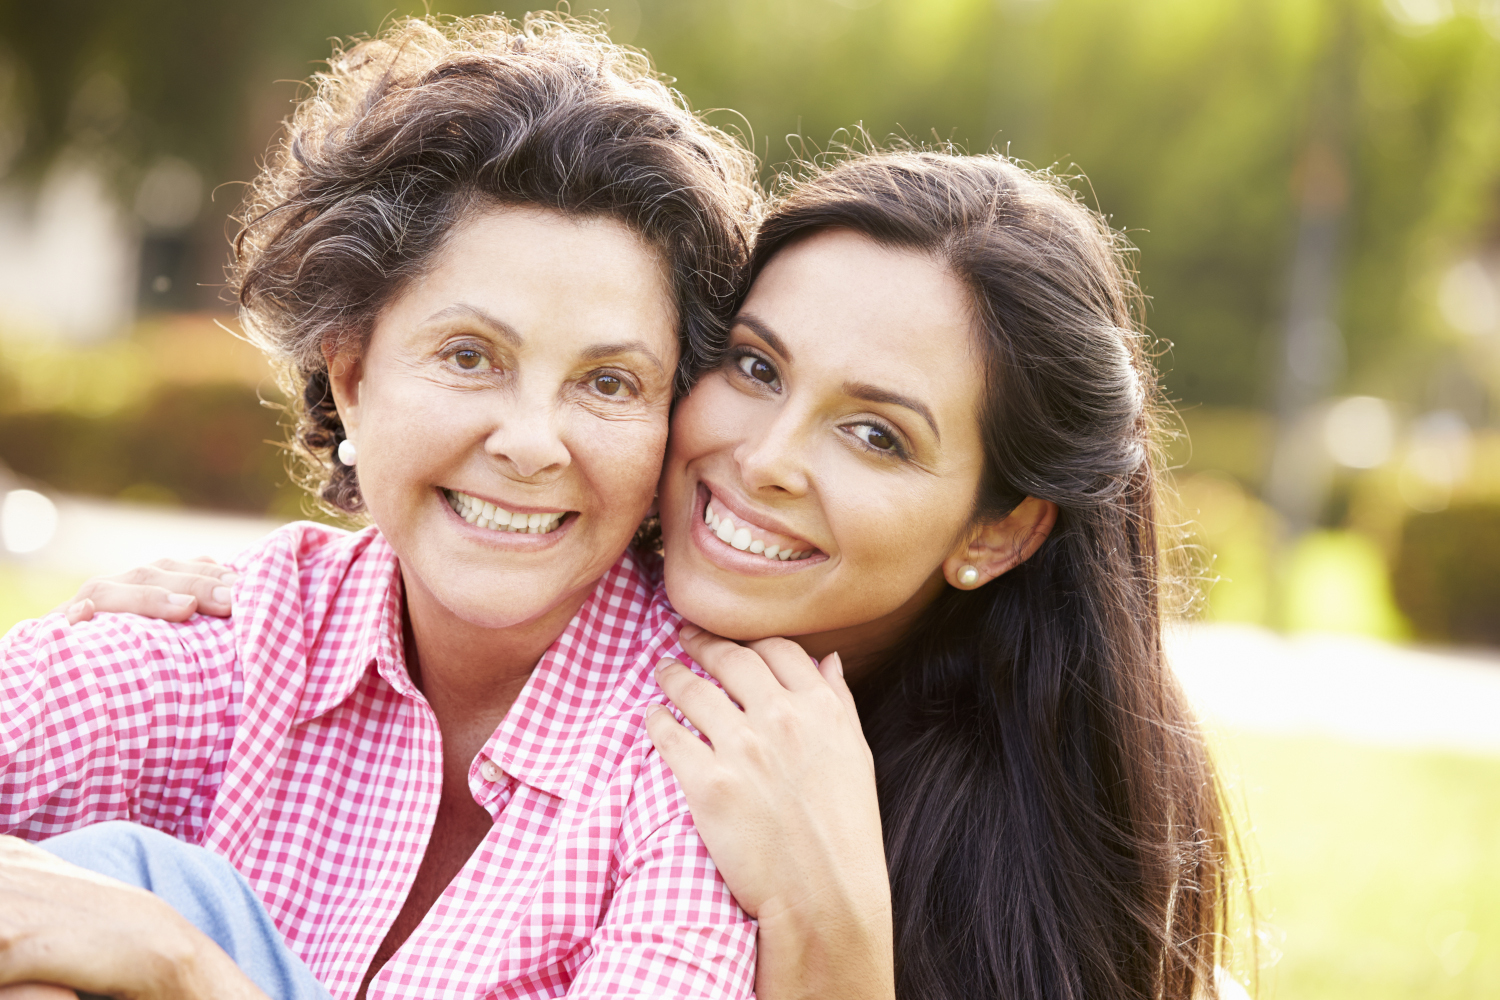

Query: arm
left=646, top=627, right=895, bottom=1000
left=0, top=835, right=269, bottom=1000
left=0, top=610, right=237, bottom=839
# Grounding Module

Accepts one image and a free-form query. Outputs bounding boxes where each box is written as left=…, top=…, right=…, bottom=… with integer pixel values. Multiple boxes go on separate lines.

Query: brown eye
left=454, top=350, right=484, bottom=370
left=736, top=353, right=780, bottom=387
left=852, top=423, right=900, bottom=453
left=594, top=374, right=625, bottom=396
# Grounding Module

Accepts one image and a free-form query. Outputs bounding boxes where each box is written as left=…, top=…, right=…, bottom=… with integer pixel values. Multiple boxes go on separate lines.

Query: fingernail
left=167, top=593, right=194, bottom=607
left=219, top=573, right=239, bottom=584
left=212, top=587, right=231, bottom=604
left=830, top=651, right=844, bottom=679
left=680, top=623, right=701, bottom=639
left=656, top=658, right=679, bottom=675
left=67, top=601, right=88, bottom=618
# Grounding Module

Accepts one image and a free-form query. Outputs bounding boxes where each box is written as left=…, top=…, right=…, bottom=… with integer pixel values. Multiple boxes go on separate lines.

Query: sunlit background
left=0, top=1, right=1497, bottom=996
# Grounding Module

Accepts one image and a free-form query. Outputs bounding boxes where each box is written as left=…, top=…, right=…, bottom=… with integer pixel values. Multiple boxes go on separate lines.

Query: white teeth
left=446, top=490, right=566, bottom=535
left=703, top=493, right=812, bottom=563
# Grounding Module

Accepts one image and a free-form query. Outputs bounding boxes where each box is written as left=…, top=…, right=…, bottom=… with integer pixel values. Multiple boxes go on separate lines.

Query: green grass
left=1220, top=730, right=1500, bottom=999
left=0, top=562, right=87, bottom=637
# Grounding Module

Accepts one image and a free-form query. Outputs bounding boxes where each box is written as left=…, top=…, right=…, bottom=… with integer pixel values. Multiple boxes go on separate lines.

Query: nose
left=484, top=396, right=572, bottom=480
left=734, top=405, right=811, bottom=496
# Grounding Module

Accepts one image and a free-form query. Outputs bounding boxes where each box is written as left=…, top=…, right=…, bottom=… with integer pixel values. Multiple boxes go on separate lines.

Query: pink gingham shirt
left=1, top=522, right=756, bottom=998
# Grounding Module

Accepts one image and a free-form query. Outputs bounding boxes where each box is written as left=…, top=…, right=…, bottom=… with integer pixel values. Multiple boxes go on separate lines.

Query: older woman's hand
left=0, top=836, right=268, bottom=1000
left=646, top=626, right=895, bottom=1000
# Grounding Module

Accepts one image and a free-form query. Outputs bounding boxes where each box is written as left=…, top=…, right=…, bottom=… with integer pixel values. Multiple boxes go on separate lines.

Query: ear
left=942, top=496, right=1059, bottom=590
left=322, top=341, right=364, bottom=442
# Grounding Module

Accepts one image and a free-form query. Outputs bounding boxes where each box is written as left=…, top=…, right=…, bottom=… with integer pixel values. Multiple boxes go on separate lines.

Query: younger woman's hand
left=57, top=558, right=237, bottom=626
left=646, top=626, right=894, bottom=1000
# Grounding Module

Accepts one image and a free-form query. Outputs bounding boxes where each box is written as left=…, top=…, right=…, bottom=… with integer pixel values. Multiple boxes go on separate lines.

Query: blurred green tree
left=0, top=0, right=1494, bottom=415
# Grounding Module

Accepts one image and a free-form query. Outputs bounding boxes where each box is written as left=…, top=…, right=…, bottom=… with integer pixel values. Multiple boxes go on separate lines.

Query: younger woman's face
left=659, top=228, right=988, bottom=665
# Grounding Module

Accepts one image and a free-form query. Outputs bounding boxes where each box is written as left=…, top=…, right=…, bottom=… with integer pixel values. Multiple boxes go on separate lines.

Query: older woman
left=0, top=15, right=760, bottom=1000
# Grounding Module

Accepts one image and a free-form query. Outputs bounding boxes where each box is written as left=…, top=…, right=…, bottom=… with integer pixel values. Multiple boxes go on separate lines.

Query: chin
left=664, top=579, right=790, bottom=643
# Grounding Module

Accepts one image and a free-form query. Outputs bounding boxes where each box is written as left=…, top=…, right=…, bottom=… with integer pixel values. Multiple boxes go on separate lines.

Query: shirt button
left=478, top=758, right=503, bottom=783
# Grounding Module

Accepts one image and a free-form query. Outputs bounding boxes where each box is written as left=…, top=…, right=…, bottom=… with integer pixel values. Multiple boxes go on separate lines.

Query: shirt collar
left=481, top=547, right=670, bottom=802
left=293, top=527, right=409, bottom=725
left=293, top=532, right=672, bottom=804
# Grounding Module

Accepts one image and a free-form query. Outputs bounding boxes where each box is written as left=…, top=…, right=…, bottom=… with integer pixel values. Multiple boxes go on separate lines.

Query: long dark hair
left=750, top=152, right=1236, bottom=1000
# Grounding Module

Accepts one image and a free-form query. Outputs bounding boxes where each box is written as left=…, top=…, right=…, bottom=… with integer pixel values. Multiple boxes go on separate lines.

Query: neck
left=791, top=570, right=948, bottom=682
left=399, top=564, right=596, bottom=731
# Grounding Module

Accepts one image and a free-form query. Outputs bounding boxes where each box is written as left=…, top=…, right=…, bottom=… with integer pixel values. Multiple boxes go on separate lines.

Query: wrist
left=754, top=892, right=896, bottom=1000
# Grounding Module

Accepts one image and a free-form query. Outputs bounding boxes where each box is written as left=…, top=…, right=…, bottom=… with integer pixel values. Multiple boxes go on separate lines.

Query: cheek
left=667, top=378, right=747, bottom=467
left=573, top=410, right=670, bottom=515
left=826, top=473, right=967, bottom=580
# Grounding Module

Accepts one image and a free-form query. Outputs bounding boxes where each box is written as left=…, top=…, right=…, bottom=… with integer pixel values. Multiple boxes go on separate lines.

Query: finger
left=75, top=582, right=200, bottom=622
left=677, top=628, right=783, bottom=705
left=65, top=599, right=94, bottom=626
left=744, top=635, right=826, bottom=692
left=645, top=704, right=715, bottom=778
left=0, top=984, right=83, bottom=1000
left=817, top=651, right=862, bottom=725
left=152, top=557, right=234, bottom=581
left=124, top=562, right=237, bottom=594
left=655, top=660, right=745, bottom=744
left=99, top=571, right=234, bottom=617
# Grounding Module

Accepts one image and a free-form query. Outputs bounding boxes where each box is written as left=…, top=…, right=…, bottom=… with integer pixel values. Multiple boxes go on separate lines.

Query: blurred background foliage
left=1, top=0, right=1498, bottom=646
left=1, top=3, right=1499, bottom=996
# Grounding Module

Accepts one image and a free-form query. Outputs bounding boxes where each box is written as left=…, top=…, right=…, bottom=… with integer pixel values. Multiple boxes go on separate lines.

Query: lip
left=439, top=487, right=578, bottom=549
left=689, top=481, right=828, bottom=577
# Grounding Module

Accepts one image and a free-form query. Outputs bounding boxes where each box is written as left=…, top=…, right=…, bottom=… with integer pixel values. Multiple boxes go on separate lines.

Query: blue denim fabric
left=38, top=822, right=332, bottom=1000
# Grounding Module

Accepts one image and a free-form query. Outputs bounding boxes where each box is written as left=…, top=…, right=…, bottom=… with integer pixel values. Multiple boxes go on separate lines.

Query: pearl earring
left=957, top=565, right=980, bottom=588
left=337, top=439, right=358, bottom=467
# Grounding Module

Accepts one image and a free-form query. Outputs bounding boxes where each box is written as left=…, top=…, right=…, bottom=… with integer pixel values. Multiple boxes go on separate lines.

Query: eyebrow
left=423, top=303, right=522, bottom=345
left=427, top=305, right=665, bottom=375
left=732, top=313, right=793, bottom=363
left=734, top=313, right=941, bottom=441
left=579, top=340, right=667, bottom=375
left=844, top=381, right=941, bottom=441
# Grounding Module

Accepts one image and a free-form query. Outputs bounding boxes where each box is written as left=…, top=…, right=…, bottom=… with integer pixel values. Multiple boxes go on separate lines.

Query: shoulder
left=1, top=522, right=391, bottom=679
left=224, top=520, right=381, bottom=596
left=224, top=521, right=396, bottom=625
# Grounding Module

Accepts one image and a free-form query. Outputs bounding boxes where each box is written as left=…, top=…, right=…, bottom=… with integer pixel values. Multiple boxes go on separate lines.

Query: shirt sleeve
left=566, top=775, right=757, bottom=998
left=0, top=610, right=240, bottom=843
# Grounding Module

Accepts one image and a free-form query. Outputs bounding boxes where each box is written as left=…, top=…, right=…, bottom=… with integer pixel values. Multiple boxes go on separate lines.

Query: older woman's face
left=330, top=205, right=677, bottom=632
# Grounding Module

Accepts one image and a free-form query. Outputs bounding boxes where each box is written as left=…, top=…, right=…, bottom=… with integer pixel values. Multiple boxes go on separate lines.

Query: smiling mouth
left=445, top=489, right=570, bottom=534
left=703, top=492, right=815, bottom=561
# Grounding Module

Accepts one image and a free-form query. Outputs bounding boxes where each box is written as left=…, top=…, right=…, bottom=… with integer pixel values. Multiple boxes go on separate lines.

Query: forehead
left=374, top=204, right=678, bottom=356
left=741, top=228, right=983, bottom=419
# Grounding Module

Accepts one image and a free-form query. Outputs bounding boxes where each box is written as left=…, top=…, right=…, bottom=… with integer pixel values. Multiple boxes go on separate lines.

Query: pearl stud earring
left=957, top=565, right=980, bottom=588
left=337, top=439, right=358, bottom=467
